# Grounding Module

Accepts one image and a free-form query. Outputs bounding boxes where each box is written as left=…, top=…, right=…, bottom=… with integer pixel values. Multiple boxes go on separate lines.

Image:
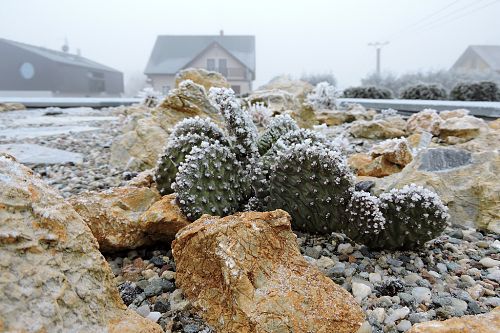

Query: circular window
left=19, top=62, right=35, bottom=80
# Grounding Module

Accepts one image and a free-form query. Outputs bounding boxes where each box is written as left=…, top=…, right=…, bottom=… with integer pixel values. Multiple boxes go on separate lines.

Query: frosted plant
left=256, top=114, right=299, bottom=155
left=209, top=87, right=259, bottom=163
left=138, top=87, right=163, bottom=107
left=169, top=116, right=226, bottom=141
left=305, top=81, right=338, bottom=110
left=375, top=108, right=399, bottom=119
left=248, top=102, right=273, bottom=127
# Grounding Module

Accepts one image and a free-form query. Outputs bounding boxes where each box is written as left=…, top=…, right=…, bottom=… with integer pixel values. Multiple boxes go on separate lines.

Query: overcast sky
left=1, top=0, right=499, bottom=89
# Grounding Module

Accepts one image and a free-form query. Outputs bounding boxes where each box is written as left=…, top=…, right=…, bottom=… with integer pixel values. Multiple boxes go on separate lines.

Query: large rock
left=439, top=115, right=487, bottom=143
left=370, top=137, right=413, bottom=166
left=350, top=116, right=407, bottom=139
left=71, top=187, right=189, bottom=252
left=317, top=106, right=377, bottom=126
left=407, top=306, right=500, bottom=333
left=175, top=68, right=230, bottom=91
left=110, top=80, right=222, bottom=171
left=0, top=102, right=26, bottom=112
left=246, top=89, right=300, bottom=113
left=258, top=76, right=313, bottom=102
left=172, top=210, right=365, bottom=333
left=374, top=148, right=500, bottom=233
left=406, top=109, right=442, bottom=135
left=0, top=154, right=162, bottom=332
left=439, top=108, right=469, bottom=120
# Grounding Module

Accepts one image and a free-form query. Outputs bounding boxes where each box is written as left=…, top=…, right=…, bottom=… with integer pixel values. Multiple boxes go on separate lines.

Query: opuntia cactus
left=345, top=185, right=449, bottom=250
left=257, top=114, right=299, bottom=155
left=173, top=141, right=250, bottom=221
left=170, top=116, right=226, bottom=141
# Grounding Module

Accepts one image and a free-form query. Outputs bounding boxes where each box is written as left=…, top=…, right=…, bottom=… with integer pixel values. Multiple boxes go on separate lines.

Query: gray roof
left=144, top=35, right=255, bottom=75
left=0, top=38, right=121, bottom=73
left=469, top=45, right=500, bottom=71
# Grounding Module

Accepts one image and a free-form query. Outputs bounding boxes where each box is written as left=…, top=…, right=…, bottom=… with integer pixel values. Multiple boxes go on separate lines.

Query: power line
left=419, top=0, right=500, bottom=34
left=389, top=0, right=489, bottom=41
left=385, top=0, right=462, bottom=40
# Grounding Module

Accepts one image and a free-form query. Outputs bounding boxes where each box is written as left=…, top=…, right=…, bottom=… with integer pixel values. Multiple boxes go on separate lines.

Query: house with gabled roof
left=0, top=38, right=123, bottom=97
left=144, top=32, right=255, bottom=95
left=451, top=45, right=500, bottom=74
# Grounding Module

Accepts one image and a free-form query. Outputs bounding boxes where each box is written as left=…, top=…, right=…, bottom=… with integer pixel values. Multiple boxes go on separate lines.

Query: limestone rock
left=351, top=154, right=403, bottom=178
left=110, top=80, right=222, bottom=170
left=246, top=89, right=300, bottom=113
left=175, top=68, right=230, bottom=91
left=71, top=188, right=188, bottom=252
left=0, top=154, right=162, bottom=333
left=371, top=137, right=413, bottom=166
left=317, top=107, right=376, bottom=126
left=439, top=108, right=469, bottom=120
left=0, top=102, right=26, bottom=112
left=406, top=109, right=442, bottom=135
left=172, top=210, right=365, bottom=333
left=350, top=116, right=407, bottom=139
left=407, top=306, right=500, bottom=333
left=489, top=118, right=500, bottom=130
left=258, top=76, right=313, bottom=102
left=128, top=168, right=156, bottom=188
left=439, top=115, right=487, bottom=143
left=374, top=148, right=500, bottom=233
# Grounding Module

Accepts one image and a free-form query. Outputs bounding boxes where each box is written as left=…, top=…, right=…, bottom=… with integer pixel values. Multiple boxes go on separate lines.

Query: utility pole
left=368, top=41, right=389, bottom=75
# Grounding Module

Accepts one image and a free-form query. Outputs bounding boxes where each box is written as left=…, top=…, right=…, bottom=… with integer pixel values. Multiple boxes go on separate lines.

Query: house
left=144, top=32, right=255, bottom=95
left=0, top=38, right=124, bottom=97
left=451, top=45, right=500, bottom=74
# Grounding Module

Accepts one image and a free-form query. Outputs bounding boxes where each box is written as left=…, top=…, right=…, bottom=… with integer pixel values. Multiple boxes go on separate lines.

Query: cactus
left=400, top=84, right=447, bottom=100
left=170, top=116, right=226, bottom=141
left=257, top=114, right=299, bottom=155
left=344, top=185, right=449, bottom=250
left=209, top=87, right=259, bottom=163
left=173, top=141, right=250, bottom=221
left=305, top=81, right=338, bottom=110
left=266, top=141, right=354, bottom=233
left=155, top=133, right=223, bottom=195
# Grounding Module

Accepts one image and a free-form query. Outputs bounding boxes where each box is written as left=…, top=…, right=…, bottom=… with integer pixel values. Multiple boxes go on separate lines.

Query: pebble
left=369, top=272, right=382, bottom=284
left=135, top=304, right=150, bottom=318
left=396, top=319, right=412, bottom=332
left=479, top=257, right=500, bottom=268
left=385, top=307, right=410, bottom=324
left=146, top=311, right=162, bottom=323
left=352, top=282, right=372, bottom=302
left=338, top=243, right=354, bottom=255
left=412, top=287, right=432, bottom=304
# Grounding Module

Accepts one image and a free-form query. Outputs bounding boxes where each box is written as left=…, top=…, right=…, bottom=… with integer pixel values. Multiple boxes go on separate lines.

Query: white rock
left=369, top=272, right=382, bottom=284
left=479, top=257, right=500, bottom=268
left=396, top=320, right=412, bottom=332
left=356, top=321, right=372, bottom=333
left=338, top=243, right=354, bottom=255
left=385, top=307, right=410, bottom=324
left=316, top=256, right=335, bottom=271
left=146, top=311, right=162, bottom=323
left=352, top=282, right=372, bottom=302
left=371, top=308, right=386, bottom=323
left=412, top=287, right=432, bottom=304
left=135, top=304, right=150, bottom=318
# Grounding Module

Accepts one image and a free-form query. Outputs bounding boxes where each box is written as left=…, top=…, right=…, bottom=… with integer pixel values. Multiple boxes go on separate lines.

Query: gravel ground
left=2, top=107, right=499, bottom=332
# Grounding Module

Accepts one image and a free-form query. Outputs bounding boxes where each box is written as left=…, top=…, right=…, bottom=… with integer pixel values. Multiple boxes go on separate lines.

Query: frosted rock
left=172, top=210, right=365, bottom=333
left=352, top=282, right=372, bottom=302
left=0, top=154, right=162, bottom=332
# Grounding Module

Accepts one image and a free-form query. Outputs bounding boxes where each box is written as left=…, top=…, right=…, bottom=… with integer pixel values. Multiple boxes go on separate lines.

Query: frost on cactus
left=257, top=114, right=299, bottom=155
left=306, top=81, right=338, bottom=110
left=345, top=184, right=449, bottom=250
left=248, top=102, right=273, bottom=127
left=208, top=87, right=259, bottom=163
left=266, top=141, right=354, bottom=233
left=170, top=116, right=226, bottom=142
left=172, top=142, right=250, bottom=221
left=155, top=134, right=222, bottom=195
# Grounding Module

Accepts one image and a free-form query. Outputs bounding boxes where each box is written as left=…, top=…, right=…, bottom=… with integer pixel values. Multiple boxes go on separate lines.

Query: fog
left=1, top=0, right=499, bottom=89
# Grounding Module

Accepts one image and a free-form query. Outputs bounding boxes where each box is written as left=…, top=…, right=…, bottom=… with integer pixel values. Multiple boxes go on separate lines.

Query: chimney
left=220, top=29, right=224, bottom=36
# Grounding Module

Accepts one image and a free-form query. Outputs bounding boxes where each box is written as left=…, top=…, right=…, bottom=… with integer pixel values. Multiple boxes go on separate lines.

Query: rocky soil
left=1, top=102, right=499, bottom=333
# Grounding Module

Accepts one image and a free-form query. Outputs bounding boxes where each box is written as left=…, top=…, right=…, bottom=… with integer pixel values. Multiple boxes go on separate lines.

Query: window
left=231, top=85, right=241, bottom=94
left=207, top=58, right=215, bottom=71
left=19, top=62, right=35, bottom=80
left=218, top=59, right=227, bottom=76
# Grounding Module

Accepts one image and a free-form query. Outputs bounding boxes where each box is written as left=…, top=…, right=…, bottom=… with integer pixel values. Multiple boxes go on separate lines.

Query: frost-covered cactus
left=266, top=141, right=354, bottom=233
left=209, top=87, right=259, bottom=163
left=172, top=141, right=250, bottom=221
left=306, top=81, right=338, bottom=110
left=155, top=133, right=222, bottom=195
left=257, top=114, right=299, bottom=155
left=170, top=116, right=226, bottom=141
left=344, top=185, right=449, bottom=250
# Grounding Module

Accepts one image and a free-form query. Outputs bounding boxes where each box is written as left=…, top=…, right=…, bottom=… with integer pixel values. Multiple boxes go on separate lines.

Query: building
left=0, top=38, right=124, bottom=97
left=144, top=32, right=255, bottom=95
left=451, top=45, right=500, bottom=74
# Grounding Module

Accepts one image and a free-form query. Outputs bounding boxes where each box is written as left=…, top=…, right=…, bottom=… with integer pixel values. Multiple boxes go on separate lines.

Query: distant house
left=144, top=32, right=255, bottom=95
left=451, top=45, right=500, bottom=74
left=0, top=38, right=124, bottom=97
